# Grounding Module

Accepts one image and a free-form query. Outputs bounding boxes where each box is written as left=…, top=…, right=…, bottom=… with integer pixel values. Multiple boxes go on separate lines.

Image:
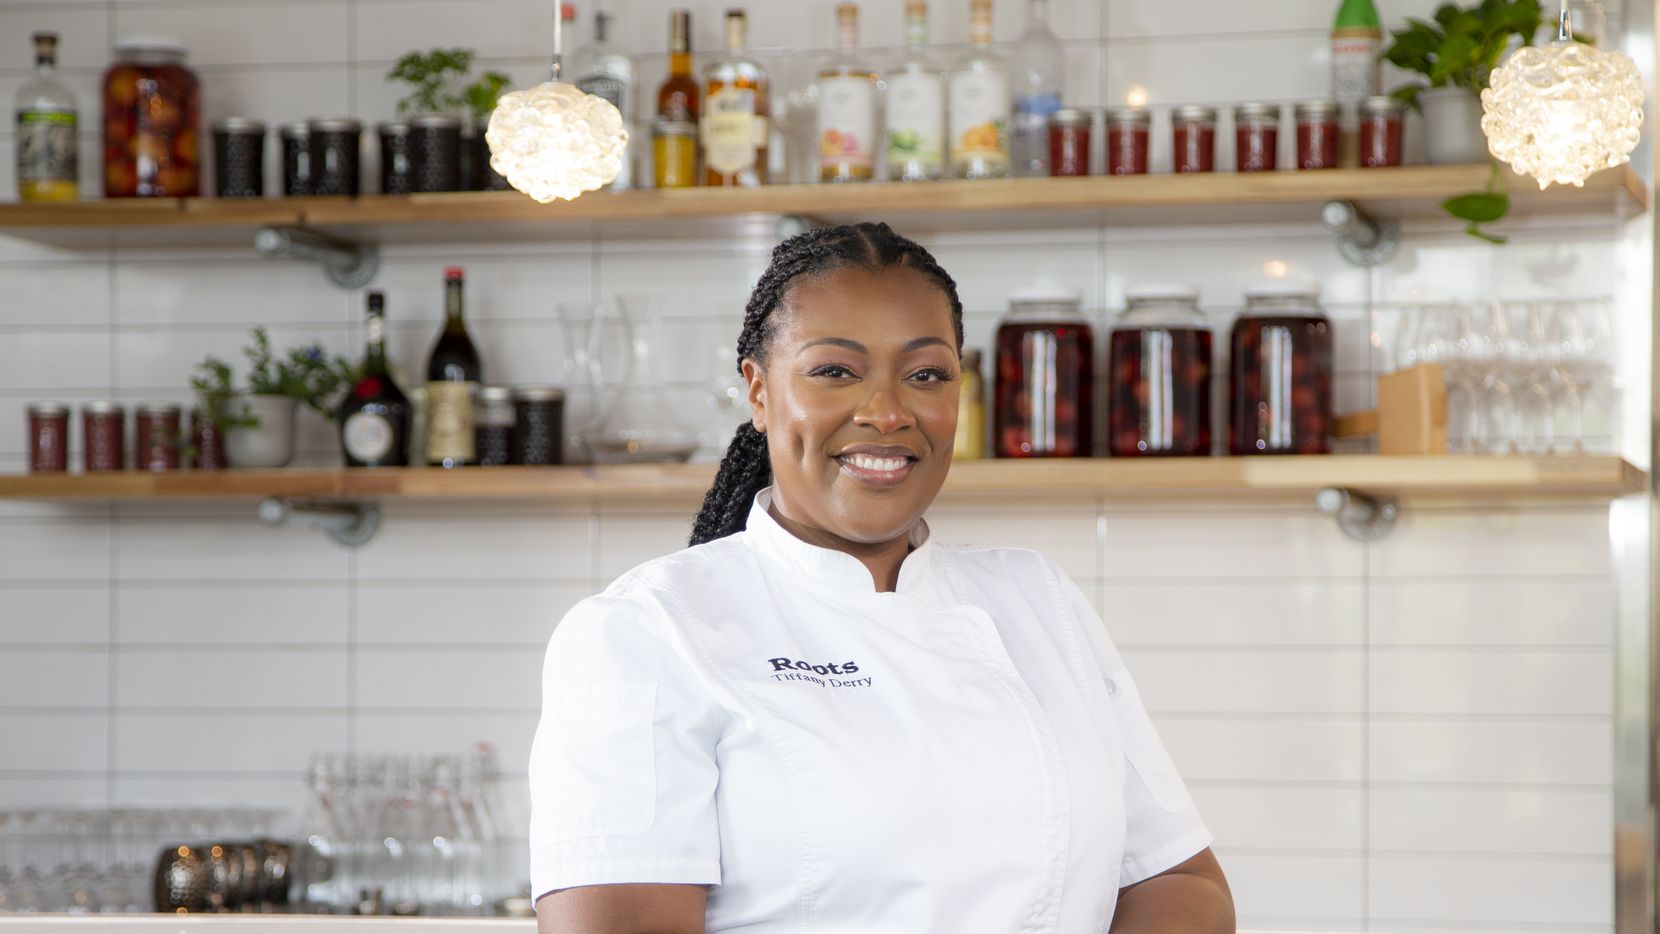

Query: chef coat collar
left=743, top=488, right=934, bottom=595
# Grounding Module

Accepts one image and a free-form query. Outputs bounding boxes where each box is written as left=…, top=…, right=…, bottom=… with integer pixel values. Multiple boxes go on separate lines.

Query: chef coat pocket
left=544, top=681, right=658, bottom=843
left=1104, top=672, right=1194, bottom=814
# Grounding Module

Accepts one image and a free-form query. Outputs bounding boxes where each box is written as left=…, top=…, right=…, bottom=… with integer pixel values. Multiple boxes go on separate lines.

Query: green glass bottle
left=1332, top=0, right=1382, bottom=165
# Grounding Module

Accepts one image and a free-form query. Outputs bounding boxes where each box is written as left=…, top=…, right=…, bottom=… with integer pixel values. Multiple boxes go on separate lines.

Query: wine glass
left=1545, top=301, right=1609, bottom=453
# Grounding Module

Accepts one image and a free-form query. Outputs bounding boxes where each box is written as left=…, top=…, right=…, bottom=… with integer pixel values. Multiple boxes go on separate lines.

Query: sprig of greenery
left=190, top=355, right=260, bottom=433
left=465, top=70, right=512, bottom=122
left=191, top=328, right=357, bottom=433
left=389, top=48, right=476, bottom=116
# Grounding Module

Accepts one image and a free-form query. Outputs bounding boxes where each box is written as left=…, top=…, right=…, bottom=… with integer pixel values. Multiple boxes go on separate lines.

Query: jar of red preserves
left=1172, top=105, right=1216, bottom=174
left=1233, top=102, right=1280, bottom=173
left=1360, top=95, right=1405, bottom=168
left=26, top=402, right=69, bottom=473
left=994, top=287, right=1094, bottom=458
left=1105, top=106, right=1150, bottom=175
left=1228, top=284, right=1333, bottom=456
left=1294, top=100, right=1339, bottom=170
left=102, top=39, right=201, bottom=198
left=135, top=402, right=181, bottom=471
left=1109, top=285, right=1213, bottom=457
left=82, top=401, right=126, bottom=472
left=1048, top=108, right=1092, bottom=177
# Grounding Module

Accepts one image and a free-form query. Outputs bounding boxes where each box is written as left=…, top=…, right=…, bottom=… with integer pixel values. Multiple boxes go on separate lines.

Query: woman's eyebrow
left=799, top=336, right=952, bottom=353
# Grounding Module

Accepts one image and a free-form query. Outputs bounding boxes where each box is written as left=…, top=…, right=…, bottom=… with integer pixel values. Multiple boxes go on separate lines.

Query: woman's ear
left=741, top=358, right=767, bottom=434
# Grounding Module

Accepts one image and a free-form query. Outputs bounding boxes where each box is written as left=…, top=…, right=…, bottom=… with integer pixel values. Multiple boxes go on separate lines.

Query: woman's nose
left=853, top=388, right=917, bottom=433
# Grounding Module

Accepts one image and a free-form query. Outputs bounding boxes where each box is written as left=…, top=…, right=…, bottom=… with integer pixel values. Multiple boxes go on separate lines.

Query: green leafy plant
left=190, top=355, right=258, bottom=433
left=388, top=48, right=511, bottom=122
left=191, top=328, right=357, bottom=432
left=464, top=70, right=512, bottom=123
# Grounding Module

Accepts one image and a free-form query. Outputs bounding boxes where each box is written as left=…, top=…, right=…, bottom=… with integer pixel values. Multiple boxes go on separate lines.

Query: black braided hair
left=689, top=222, right=964, bottom=547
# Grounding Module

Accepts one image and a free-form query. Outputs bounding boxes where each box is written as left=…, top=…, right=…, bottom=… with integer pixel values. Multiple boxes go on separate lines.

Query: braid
left=689, top=222, right=964, bottom=547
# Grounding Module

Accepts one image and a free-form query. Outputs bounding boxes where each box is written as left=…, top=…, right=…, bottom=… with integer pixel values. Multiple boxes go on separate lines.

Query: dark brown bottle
left=424, top=267, right=483, bottom=468
left=656, top=10, right=700, bottom=127
left=339, top=291, right=411, bottom=468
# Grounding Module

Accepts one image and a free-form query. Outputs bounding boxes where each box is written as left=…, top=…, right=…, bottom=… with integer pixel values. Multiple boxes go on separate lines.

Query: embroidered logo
left=765, top=656, right=872, bottom=688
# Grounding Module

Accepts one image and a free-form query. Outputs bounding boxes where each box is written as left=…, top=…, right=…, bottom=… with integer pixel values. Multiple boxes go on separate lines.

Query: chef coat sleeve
left=528, top=592, right=724, bottom=899
left=1053, top=566, right=1215, bottom=887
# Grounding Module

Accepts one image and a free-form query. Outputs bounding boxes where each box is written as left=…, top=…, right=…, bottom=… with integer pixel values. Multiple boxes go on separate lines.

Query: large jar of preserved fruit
left=1109, top=285, right=1213, bottom=457
left=1228, top=283, right=1333, bottom=455
left=103, top=39, right=201, bottom=197
left=993, top=287, right=1094, bottom=458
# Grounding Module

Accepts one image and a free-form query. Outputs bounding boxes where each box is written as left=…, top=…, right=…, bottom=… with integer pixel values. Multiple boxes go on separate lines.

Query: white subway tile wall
left=0, top=0, right=1631, bottom=929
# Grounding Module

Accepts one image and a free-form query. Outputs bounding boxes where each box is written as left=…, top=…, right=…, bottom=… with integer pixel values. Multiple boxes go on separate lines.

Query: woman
left=530, top=223, right=1234, bottom=933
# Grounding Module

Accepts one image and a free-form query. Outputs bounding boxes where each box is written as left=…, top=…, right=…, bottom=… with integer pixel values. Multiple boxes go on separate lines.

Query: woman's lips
left=834, top=453, right=917, bottom=487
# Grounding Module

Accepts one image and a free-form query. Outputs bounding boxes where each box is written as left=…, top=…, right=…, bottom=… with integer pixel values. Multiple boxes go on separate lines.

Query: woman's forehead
left=776, top=265, right=955, bottom=345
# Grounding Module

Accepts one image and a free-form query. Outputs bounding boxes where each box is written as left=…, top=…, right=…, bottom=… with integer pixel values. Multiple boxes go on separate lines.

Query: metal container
left=408, top=113, right=462, bottom=192
left=377, top=120, right=413, bottom=195
left=306, top=117, right=361, bottom=196
left=511, top=387, right=565, bottom=466
left=211, top=117, right=266, bottom=198
left=279, top=122, right=310, bottom=196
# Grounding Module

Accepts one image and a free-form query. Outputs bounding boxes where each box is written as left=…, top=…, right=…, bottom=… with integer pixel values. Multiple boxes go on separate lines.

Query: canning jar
left=1109, top=285, right=1213, bottom=457
left=1234, top=102, right=1280, bottom=173
left=1171, top=105, right=1216, bottom=174
left=1228, top=283, right=1333, bottom=455
left=1048, top=108, right=1092, bottom=177
left=1295, top=100, right=1339, bottom=170
left=26, top=402, right=69, bottom=473
left=135, top=402, right=181, bottom=471
left=83, top=401, right=126, bottom=472
left=1105, top=106, right=1150, bottom=175
left=102, top=39, right=201, bottom=197
left=993, top=287, right=1094, bottom=458
left=1360, top=95, right=1405, bottom=168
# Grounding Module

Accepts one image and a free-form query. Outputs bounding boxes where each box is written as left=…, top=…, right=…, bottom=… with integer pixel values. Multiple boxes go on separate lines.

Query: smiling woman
left=529, top=223, right=1234, bottom=934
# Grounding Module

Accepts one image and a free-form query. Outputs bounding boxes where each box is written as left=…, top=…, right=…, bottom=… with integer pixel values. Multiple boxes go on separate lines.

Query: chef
left=529, top=222, right=1234, bottom=933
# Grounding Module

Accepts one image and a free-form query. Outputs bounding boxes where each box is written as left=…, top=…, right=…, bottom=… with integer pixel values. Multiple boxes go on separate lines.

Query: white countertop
left=0, top=917, right=1442, bottom=934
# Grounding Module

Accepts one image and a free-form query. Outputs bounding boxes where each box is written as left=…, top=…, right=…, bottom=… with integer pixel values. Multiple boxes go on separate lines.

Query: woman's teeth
left=842, top=454, right=910, bottom=472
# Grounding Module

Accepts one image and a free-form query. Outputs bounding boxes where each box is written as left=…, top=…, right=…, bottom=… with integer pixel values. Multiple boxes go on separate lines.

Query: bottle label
left=949, top=71, right=1009, bottom=169
left=884, top=73, right=944, bottom=173
left=577, top=74, right=627, bottom=115
left=16, top=108, right=77, bottom=185
left=818, top=75, right=876, bottom=173
left=343, top=411, right=395, bottom=463
left=702, top=86, right=760, bottom=176
left=425, top=381, right=477, bottom=463
left=1331, top=35, right=1382, bottom=108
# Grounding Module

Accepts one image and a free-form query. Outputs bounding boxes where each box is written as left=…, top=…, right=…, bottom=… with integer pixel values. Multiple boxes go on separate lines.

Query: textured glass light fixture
left=1481, top=1, right=1643, bottom=189
left=486, top=5, right=628, bottom=202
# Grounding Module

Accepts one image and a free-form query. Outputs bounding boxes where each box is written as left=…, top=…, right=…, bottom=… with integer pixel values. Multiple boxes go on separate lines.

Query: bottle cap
left=1126, top=283, right=1201, bottom=304
left=445, top=266, right=465, bottom=281
left=367, top=291, right=385, bottom=310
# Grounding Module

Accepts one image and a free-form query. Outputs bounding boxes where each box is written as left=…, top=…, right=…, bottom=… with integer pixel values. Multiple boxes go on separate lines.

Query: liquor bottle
left=425, top=267, right=483, bottom=468
left=949, top=0, right=1010, bottom=180
left=657, top=10, right=700, bottom=131
left=815, top=3, right=878, bottom=183
left=701, top=9, right=769, bottom=187
left=574, top=10, right=638, bottom=190
left=1331, top=0, right=1382, bottom=166
left=883, top=0, right=945, bottom=182
left=1009, top=0, right=1063, bottom=177
left=14, top=32, right=78, bottom=202
left=340, top=292, right=412, bottom=468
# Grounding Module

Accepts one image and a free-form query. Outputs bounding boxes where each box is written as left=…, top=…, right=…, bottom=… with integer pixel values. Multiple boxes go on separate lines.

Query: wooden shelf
left=0, top=455, right=1642, bottom=504
left=0, top=165, right=1643, bottom=249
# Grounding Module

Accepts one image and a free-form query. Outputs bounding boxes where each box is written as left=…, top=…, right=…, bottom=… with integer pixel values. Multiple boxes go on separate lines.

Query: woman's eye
left=909, top=368, right=954, bottom=383
left=810, top=364, right=856, bottom=379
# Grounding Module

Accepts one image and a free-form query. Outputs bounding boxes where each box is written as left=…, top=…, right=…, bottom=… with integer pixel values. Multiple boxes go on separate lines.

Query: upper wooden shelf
left=0, top=455, right=1642, bottom=504
left=0, top=165, right=1643, bottom=248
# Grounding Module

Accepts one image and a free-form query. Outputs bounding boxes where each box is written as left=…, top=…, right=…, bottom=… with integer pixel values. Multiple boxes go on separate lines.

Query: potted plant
left=387, top=48, right=511, bottom=190
left=192, top=328, right=355, bottom=469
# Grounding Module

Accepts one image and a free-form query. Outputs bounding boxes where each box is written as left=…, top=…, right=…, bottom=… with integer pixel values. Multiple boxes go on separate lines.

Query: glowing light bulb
left=1125, top=85, right=1149, bottom=108
left=1264, top=260, right=1289, bottom=279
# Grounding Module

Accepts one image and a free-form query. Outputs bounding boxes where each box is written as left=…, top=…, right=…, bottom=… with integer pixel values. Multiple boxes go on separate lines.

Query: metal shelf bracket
left=1315, top=486, right=1399, bottom=541
left=254, top=226, right=380, bottom=289
left=257, top=497, right=382, bottom=548
left=1321, top=199, right=1400, bottom=268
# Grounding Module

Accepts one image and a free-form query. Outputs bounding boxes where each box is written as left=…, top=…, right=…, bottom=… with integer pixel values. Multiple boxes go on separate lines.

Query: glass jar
left=1108, top=285, right=1213, bottom=457
left=190, top=407, right=227, bottom=470
left=102, top=39, right=201, bottom=197
left=953, top=349, right=985, bottom=460
left=26, top=402, right=69, bottom=473
left=993, top=287, right=1094, bottom=458
left=1105, top=106, right=1150, bottom=175
left=1360, top=95, right=1405, bottom=168
left=474, top=386, right=515, bottom=467
left=1234, top=102, right=1280, bottom=173
left=1294, top=100, right=1339, bottom=170
left=1228, top=284, right=1333, bottom=456
left=654, top=118, right=698, bottom=189
left=1048, top=108, right=1092, bottom=177
left=512, top=387, right=565, bottom=466
left=82, top=401, right=126, bottom=472
left=134, top=402, right=181, bottom=471
left=1171, top=105, right=1216, bottom=174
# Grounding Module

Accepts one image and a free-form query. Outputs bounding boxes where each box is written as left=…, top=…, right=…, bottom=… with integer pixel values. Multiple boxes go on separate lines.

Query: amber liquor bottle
left=701, top=10, right=768, bottom=187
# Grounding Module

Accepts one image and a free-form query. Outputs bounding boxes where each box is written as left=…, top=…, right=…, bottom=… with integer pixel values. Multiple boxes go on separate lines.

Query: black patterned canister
left=511, top=387, right=565, bottom=466
left=377, top=120, right=413, bottom=195
left=279, top=121, right=310, bottom=196
left=408, top=113, right=461, bottom=192
left=211, top=118, right=266, bottom=198
left=306, top=117, right=362, bottom=196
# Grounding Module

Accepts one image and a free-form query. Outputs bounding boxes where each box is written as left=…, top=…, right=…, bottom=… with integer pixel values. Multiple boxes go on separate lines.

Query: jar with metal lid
left=1294, top=101, right=1339, bottom=170
left=279, top=122, right=310, bottom=195
left=474, top=386, right=516, bottom=467
left=1360, top=96, right=1406, bottom=168
left=1234, top=102, right=1280, bottom=173
left=408, top=113, right=462, bottom=192
left=190, top=406, right=227, bottom=470
left=1108, top=285, right=1213, bottom=457
left=135, top=402, right=182, bottom=471
left=953, top=349, right=985, bottom=460
left=102, top=39, right=201, bottom=197
left=306, top=117, right=361, bottom=196
left=1228, top=282, right=1333, bottom=455
left=1105, top=106, right=1150, bottom=175
left=654, top=118, right=697, bottom=189
left=83, top=401, right=126, bottom=472
left=211, top=118, right=265, bottom=198
left=512, top=387, right=565, bottom=466
left=377, top=120, right=413, bottom=194
left=993, top=287, right=1094, bottom=458
left=1172, top=105, right=1216, bottom=174
left=26, top=402, right=69, bottom=473
left=1047, top=108, right=1092, bottom=177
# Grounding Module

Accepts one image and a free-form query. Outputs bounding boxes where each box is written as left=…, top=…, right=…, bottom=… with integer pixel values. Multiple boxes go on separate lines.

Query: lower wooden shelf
left=0, top=455, right=1643, bottom=503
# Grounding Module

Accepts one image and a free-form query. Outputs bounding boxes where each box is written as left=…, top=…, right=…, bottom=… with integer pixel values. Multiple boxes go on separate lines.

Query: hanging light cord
left=549, top=4, right=563, bottom=82
left=1557, top=0, right=1573, bottom=42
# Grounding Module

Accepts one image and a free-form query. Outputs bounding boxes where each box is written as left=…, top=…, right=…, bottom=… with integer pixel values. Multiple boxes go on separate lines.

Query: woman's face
left=744, top=264, right=960, bottom=546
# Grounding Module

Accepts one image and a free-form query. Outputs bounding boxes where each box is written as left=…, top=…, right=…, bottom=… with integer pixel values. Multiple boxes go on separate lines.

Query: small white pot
left=225, top=394, right=299, bottom=469
left=1419, top=87, right=1490, bottom=165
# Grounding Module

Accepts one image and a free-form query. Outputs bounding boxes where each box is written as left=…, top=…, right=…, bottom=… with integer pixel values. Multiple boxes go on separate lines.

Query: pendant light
left=1480, top=0, right=1643, bottom=189
left=486, top=3, right=628, bottom=203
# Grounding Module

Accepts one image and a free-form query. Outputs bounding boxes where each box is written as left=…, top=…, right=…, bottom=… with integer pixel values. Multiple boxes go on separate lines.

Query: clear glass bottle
left=14, top=32, right=78, bottom=202
left=573, top=10, right=637, bottom=190
left=702, top=9, right=769, bottom=187
left=949, top=0, right=1010, bottom=179
left=1009, top=0, right=1063, bottom=177
left=883, top=0, right=946, bottom=181
left=816, top=2, right=878, bottom=183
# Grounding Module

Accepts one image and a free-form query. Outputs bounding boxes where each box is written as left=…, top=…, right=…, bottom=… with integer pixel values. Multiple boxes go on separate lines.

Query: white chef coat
left=529, top=490, right=1212, bottom=932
